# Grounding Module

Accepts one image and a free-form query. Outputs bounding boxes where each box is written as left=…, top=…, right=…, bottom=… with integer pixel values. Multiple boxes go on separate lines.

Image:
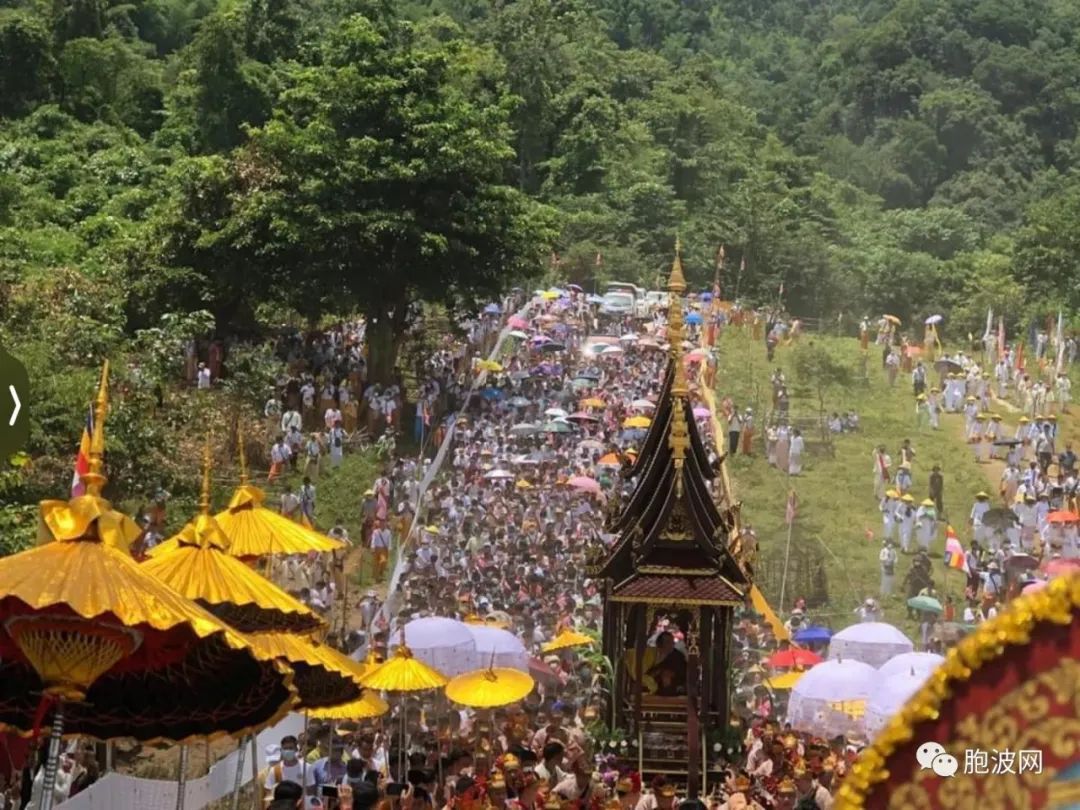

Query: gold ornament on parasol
left=309, top=690, right=390, bottom=721
left=360, top=642, right=448, bottom=693
left=445, top=667, right=535, bottom=709
left=148, top=429, right=344, bottom=559
left=541, top=628, right=594, bottom=653
left=0, top=364, right=296, bottom=810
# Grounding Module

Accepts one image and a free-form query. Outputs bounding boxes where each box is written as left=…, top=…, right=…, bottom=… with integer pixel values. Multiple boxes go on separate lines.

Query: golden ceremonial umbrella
left=445, top=668, right=535, bottom=709
left=541, top=628, right=595, bottom=653
left=360, top=643, right=448, bottom=693
left=361, top=641, right=448, bottom=776
left=145, top=442, right=363, bottom=709
left=148, top=433, right=344, bottom=559
left=141, top=444, right=323, bottom=636
left=0, top=365, right=295, bottom=810
left=622, top=416, right=651, bottom=429
left=309, top=690, right=390, bottom=722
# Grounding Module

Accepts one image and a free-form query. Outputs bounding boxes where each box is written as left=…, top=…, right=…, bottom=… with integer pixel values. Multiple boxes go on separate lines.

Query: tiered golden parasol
left=445, top=668, right=535, bottom=709
left=541, top=628, right=594, bottom=653
left=0, top=365, right=296, bottom=810
left=148, top=432, right=344, bottom=559
left=143, top=439, right=365, bottom=807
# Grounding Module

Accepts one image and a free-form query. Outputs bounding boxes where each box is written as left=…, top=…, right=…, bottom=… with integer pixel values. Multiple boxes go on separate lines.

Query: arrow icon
left=8, top=385, right=19, bottom=426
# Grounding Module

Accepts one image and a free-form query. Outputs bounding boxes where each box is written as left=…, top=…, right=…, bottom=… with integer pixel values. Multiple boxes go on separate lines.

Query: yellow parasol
left=0, top=364, right=296, bottom=808
left=309, top=690, right=389, bottom=721
left=445, top=667, right=535, bottom=709
left=541, top=628, right=594, bottom=653
left=622, top=416, right=651, bottom=429
left=148, top=433, right=345, bottom=559
left=476, top=360, right=503, bottom=373
left=515, top=479, right=533, bottom=490
left=580, top=397, right=605, bottom=409
left=883, top=315, right=901, bottom=325
left=360, top=643, right=448, bottom=693
left=141, top=441, right=323, bottom=635
left=361, top=641, right=448, bottom=777
left=764, top=670, right=805, bottom=691
left=463, top=614, right=510, bottom=630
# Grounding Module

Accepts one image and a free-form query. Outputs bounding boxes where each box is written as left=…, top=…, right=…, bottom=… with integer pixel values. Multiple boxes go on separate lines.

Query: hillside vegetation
left=1, top=0, right=1078, bottom=519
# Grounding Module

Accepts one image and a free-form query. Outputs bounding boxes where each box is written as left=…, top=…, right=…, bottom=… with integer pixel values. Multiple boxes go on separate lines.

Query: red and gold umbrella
left=0, top=365, right=296, bottom=809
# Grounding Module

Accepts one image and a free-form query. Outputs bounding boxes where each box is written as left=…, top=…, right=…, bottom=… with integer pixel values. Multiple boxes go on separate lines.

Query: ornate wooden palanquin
left=587, top=244, right=750, bottom=798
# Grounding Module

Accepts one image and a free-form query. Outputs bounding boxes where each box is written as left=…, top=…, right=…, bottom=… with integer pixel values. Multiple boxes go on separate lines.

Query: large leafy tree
left=158, top=12, right=556, bottom=380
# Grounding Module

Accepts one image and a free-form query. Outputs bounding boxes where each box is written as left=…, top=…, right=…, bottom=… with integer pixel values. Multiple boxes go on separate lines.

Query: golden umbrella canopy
left=360, top=643, right=448, bottom=693
left=764, top=670, right=806, bottom=691
left=246, top=633, right=364, bottom=709
left=445, top=667, right=535, bottom=709
left=309, top=690, right=390, bottom=721
left=148, top=435, right=344, bottom=559
left=541, top=628, right=594, bottom=653
left=141, top=444, right=323, bottom=636
left=0, top=364, right=296, bottom=743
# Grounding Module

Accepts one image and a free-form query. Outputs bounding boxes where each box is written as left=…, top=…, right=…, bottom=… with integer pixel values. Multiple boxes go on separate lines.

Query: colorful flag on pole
left=984, top=308, right=993, bottom=341
left=71, top=404, right=94, bottom=497
left=785, top=489, right=798, bottom=525
left=944, top=526, right=969, bottom=574
left=595, top=252, right=603, bottom=267
left=1015, top=340, right=1025, bottom=371
left=997, top=316, right=1005, bottom=360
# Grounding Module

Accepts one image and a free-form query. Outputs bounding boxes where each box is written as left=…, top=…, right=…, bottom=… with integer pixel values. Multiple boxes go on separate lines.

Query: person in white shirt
left=263, top=737, right=316, bottom=805
left=269, top=437, right=291, bottom=481
left=281, top=408, right=302, bottom=435
left=196, top=362, right=211, bottom=390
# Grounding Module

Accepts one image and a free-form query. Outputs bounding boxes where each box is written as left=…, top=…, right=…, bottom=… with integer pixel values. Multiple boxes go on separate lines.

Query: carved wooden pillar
left=686, top=609, right=702, bottom=799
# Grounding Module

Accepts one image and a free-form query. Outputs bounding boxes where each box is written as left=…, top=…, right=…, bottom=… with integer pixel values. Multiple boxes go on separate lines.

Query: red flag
left=71, top=405, right=94, bottom=497
left=784, top=490, right=798, bottom=525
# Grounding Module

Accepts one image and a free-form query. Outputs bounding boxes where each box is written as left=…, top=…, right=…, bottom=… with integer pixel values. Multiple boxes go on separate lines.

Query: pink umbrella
left=1042, top=558, right=1080, bottom=576
left=508, top=316, right=528, bottom=330
left=693, top=406, right=711, bottom=419
left=566, top=412, right=599, bottom=422
left=567, top=476, right=601, bottom=494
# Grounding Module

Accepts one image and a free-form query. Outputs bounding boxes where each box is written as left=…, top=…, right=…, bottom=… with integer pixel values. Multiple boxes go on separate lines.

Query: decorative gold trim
left=610, top=595, right=742, bottom=607
left=637, top=566, right=719, bottom=576
left=835, top=572, right=1080, bottom=809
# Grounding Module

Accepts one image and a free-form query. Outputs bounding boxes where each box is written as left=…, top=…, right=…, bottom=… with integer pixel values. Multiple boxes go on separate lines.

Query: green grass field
left=713, top=329, right=991, bottom=636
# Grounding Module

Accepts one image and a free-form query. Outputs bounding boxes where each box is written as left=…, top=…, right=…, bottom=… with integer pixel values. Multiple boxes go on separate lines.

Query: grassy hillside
left=715, top=328, right=988, bottom=635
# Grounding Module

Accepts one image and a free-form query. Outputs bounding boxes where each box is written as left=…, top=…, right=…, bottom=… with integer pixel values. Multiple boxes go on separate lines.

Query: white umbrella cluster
left=786, top=643, right=944, bottom=742
left=827, top=622, right=913, bottom=668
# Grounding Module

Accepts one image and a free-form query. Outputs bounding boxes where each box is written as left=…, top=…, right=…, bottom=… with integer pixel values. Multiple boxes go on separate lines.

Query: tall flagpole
left=779, top=488, right=797, bottom=612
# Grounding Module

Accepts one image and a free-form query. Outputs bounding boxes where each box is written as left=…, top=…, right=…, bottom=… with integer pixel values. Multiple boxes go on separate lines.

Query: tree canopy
left=2, top=0, right=1080, bottom=492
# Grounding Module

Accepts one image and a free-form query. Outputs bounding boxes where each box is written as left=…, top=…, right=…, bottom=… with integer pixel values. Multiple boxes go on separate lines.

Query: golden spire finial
left=665, top=240, right=690, bottom=494
left=668, top=236, right=687, bottom=294
left=83, top=361, right=110, bottom=497
left=199, top=434, right=212, bottom=515
left=237, top=424, right=249, bottom=485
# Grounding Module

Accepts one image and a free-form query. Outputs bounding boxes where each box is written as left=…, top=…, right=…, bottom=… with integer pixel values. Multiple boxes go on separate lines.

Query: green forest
left=1, top=0, right=1079, bottom=523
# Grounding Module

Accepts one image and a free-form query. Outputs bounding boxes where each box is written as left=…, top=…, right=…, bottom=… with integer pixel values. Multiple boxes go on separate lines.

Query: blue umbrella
left=479, top=387, right=503, bottom=400
left=700, top=292, right=713, bottom=302
left=685, top=312, right=703, bottom=325
left=483, top=303, right=501, bottom=314
left=793, top=626, right=832, bottom=645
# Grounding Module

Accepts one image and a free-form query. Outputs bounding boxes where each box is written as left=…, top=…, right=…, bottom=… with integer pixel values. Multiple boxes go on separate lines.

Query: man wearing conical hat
left=969, top=491, right=991, bottom=545
left=897, top=494, right=916, bottom=554
left=915, top=498, right=937, bottom=551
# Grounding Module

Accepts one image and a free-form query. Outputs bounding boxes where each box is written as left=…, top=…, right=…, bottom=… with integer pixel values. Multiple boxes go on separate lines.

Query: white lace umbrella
left=466, top=625, right=529, bottom=672
left=402, top=618, right=480, bottom=676
left=828, top=622, right=913, bottom=668
left=786, top=659, right=877, bottom=739
left=877, top=651, right=944, bottom=679
left=864, top=669, right=933, bottom=738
